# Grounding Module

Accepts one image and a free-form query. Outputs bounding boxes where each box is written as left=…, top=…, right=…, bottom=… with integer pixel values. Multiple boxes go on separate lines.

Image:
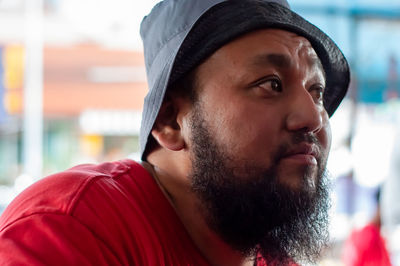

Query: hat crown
left=140, top=0, right=290, bottom=83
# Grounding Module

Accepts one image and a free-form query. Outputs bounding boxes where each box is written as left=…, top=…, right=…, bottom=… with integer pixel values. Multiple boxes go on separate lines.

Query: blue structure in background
left=292, top=1, right=400, bottom=103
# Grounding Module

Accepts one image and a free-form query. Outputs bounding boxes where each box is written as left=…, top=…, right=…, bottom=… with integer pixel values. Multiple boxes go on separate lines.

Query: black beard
left=189, top=105, right=331, bottom=266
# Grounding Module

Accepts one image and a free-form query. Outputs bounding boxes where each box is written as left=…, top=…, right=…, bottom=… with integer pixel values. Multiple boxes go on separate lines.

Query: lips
left=281, top=143, right=320, bottom=165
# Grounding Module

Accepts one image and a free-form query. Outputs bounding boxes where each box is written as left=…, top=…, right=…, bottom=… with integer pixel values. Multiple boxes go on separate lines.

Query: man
left=0, top=0, right=349, bottom=265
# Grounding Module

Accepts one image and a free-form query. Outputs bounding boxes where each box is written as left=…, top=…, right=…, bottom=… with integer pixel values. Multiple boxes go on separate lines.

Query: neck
left=143, top=154, right=255, bottom=266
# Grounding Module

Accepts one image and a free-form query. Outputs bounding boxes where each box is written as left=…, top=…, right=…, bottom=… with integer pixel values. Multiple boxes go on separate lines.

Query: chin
left=277, top=165, right=319, bottom=192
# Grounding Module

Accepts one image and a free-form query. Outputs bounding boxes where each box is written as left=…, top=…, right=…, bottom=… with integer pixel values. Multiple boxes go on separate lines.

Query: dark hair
left=168, top=69, right=198, bottom=102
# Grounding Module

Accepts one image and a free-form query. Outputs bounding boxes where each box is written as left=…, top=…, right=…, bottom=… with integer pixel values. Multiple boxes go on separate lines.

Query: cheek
left=205, top=101, right=281, bottom=163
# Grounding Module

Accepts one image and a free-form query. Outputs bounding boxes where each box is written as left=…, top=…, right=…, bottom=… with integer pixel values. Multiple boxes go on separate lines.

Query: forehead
left=204, top=28, right=323, bottom=75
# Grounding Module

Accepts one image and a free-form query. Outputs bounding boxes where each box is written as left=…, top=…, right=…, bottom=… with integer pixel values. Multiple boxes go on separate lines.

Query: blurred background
left=0, top=0, right=399, bottom=265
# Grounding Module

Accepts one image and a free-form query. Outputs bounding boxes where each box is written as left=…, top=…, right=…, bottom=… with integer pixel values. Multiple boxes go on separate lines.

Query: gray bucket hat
left=139, top=0, right=350, bottom=160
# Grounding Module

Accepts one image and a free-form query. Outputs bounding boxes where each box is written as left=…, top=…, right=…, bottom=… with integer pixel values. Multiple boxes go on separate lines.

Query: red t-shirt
left=0, top=160, right=210, bottom=265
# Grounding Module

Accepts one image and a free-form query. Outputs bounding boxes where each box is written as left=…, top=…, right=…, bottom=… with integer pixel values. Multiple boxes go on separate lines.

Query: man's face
left=189, top=28, right=331, bottom=192
left=186, top=29, right=332, bottom=264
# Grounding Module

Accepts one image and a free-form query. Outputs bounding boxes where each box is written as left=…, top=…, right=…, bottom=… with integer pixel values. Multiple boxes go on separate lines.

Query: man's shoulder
left=0, top=159, right=147, bottom=229
left=0, top=160, right=209, bottom=265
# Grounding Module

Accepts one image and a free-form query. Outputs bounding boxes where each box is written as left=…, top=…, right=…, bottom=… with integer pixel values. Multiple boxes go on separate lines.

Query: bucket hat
left=139, top=0, right=350, bottom=159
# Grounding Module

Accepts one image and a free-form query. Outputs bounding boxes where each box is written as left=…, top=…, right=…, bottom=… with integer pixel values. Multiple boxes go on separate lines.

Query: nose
left=285, top=89, right=323, bottom=134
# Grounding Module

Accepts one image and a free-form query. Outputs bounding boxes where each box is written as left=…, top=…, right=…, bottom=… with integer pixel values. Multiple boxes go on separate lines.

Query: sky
left=59, top=0, right=160, bottom=49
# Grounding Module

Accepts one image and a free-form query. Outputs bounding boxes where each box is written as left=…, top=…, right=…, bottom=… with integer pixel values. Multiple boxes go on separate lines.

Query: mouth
left=280, top=143, right=319, bottom=166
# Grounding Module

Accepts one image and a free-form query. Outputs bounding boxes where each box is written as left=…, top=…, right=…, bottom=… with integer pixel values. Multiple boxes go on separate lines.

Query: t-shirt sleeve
left=0, top=212, right=121, bottom=266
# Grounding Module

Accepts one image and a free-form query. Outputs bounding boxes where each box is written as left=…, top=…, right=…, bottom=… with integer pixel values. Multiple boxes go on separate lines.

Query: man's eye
left=257, top=78, right=282, bottom=93
left=310, top=85, right=325, bottom=104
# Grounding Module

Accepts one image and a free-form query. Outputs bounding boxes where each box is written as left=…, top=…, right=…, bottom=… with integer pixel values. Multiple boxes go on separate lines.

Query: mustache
left=292, top=132, right=320, bottom=145
left=274, top=133, right=323, bottom=163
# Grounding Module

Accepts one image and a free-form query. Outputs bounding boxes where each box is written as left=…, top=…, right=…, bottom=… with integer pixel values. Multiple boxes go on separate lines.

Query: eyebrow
left=250, top=53, right=325, bottom=76
left=251, top=54, right=292, bottom=69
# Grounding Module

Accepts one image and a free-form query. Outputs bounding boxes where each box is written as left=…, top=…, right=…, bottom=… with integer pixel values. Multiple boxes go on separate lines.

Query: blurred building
left=1, top=45, right=146, bottom=176
left=0, top=0, right=150, bottom=188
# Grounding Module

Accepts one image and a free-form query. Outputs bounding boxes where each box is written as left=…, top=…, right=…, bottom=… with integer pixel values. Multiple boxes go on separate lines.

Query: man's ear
left=151, top=96, right=188, bottom=151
